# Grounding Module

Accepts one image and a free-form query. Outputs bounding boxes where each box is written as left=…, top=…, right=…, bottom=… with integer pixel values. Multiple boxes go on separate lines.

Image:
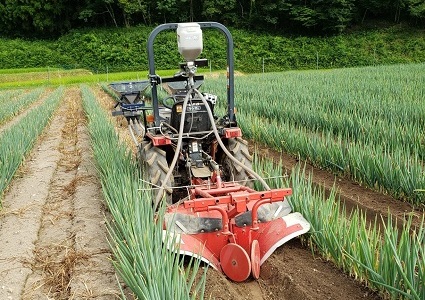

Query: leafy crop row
left=81, top=85, right=206, bottom=300
left=0, top=87, right=63, bottom=205
left=0, top=88, right=44, bottom=125
left=0, top=89, right=25, bottom=104
left=256, top=159, right=424, bottom=299
left=207, top=63, right=425, bottom=205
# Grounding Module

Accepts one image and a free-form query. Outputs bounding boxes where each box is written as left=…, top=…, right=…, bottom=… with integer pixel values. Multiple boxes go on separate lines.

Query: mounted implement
left=110, top=22, right=310, bottom=282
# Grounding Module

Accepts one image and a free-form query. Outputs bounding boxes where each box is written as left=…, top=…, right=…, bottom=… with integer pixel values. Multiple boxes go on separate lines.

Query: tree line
left=0, top=0, right=424, bottom=37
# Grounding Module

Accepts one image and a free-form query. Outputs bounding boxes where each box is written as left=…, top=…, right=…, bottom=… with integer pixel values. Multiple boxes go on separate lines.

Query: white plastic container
left=177, top=23, right=203, bottom=61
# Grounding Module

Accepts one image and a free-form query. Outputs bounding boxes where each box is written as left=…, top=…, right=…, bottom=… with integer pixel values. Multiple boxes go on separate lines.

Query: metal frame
left=146, top=22, right=236, bottom=127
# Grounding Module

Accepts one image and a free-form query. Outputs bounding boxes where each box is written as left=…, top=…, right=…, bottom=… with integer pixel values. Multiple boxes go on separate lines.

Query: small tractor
left=109, top=22, right=310, bottom=282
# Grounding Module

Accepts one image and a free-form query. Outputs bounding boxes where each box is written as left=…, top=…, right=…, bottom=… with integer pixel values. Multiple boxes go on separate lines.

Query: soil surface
left=1, top=86, right=421, bottom=299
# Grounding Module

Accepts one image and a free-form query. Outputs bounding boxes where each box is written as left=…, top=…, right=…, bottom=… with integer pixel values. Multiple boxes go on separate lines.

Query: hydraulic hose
left=154, top=88, right=193, bottom=209
left=129, top=119, right=145, bottom=146
left=193, top=88, right=270, bottom=191
left=154, top=86, right=271, bottom=208
left=128, top=123, right=138, bottom=146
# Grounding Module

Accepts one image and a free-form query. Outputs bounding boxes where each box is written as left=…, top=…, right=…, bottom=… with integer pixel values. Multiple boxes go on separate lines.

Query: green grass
left=0, top=67, right=63, bottom=74
left=0, top=69, right=92, bottom=82
left=0, top=68, right=181, bottom=88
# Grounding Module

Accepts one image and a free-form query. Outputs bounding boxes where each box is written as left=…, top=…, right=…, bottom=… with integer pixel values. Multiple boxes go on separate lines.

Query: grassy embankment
left=0, top=23, right=424, bottom=75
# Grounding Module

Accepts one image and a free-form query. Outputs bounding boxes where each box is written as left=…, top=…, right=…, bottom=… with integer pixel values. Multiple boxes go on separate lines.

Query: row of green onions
left=206, top=63, right=425, bottom=205
left=81, top=85, right=206, bottom=300
left=234, top=65, right=424, bottom=159
left=0, top=87, right=44, bottom=125
left=0, top=86, right=64, bottom=206
left=255, top=158, right=424, bottom=299
left=0, top=88, right=25, bottom=104
left=238, top=111, right=424, bottom=204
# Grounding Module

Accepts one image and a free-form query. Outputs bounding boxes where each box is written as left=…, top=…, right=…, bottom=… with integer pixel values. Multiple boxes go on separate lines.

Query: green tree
left=255, top=0, right=357, bottom=33
left=202, top=0, right=238, bottom=24
left=0, top=0, right=78, bottom=36
left=117, top=0, right=150, bottom=26
left=407, top=0, right=425, bottom=20
left=78, top=0, right=120, bottom=27
left=356, top=0, right=412, bottom=22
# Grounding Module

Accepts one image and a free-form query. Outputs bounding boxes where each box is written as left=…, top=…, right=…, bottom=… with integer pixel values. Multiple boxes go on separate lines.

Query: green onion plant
left=0, top=88, right=44, bottom=125
left=206, top=63, right=425, bottom=205
left=254, top=157, right=424, bottom=299
left=81, top=85, right=206, bottom=300
left=0, top=87, right=63, bottom=206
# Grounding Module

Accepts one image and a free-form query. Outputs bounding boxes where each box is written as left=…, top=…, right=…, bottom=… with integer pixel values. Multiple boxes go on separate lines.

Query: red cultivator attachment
left=163, top=175, right=310, bottom=282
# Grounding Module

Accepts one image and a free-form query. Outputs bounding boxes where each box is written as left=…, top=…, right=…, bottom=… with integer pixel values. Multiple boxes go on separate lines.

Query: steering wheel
left=162, top=96, right=176, bottom=109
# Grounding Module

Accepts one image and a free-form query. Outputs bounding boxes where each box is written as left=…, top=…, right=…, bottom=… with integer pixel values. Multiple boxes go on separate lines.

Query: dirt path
left=0, top=88, right=122, bottom=299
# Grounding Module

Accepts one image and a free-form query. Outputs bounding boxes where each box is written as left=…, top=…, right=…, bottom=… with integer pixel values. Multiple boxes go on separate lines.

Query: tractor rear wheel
left=220, top=137, right=254, bottom=188
left=138, top=141, right=174, bottom=204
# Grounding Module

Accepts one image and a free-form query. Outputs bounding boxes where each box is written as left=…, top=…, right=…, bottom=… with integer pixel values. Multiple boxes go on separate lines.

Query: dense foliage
left=0, top=0, right=424, bottom=37
left=0, top=25, right=424, bottom=73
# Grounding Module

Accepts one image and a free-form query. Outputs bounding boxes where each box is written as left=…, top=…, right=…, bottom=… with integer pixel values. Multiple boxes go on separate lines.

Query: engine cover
left=170, top=99, right=213, bottom=133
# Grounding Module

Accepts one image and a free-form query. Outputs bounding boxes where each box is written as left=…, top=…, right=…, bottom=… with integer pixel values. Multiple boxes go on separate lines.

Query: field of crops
left=0, top=63, right=423, bottom=299
left=206, top=63, right=425, bottom=205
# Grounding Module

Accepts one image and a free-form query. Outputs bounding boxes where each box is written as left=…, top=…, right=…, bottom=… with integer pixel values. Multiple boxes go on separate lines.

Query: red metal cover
left=224, top=128, right=242, bottom=138
left=163, top=180, right=310, bottom=281
left=146, top=133, right=172, bottom=146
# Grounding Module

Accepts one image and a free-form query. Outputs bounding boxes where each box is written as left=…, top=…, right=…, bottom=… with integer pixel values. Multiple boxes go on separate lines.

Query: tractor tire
left=138, top=141, right=174, bottom=205
left=220, top=137, right=254, bottom=188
